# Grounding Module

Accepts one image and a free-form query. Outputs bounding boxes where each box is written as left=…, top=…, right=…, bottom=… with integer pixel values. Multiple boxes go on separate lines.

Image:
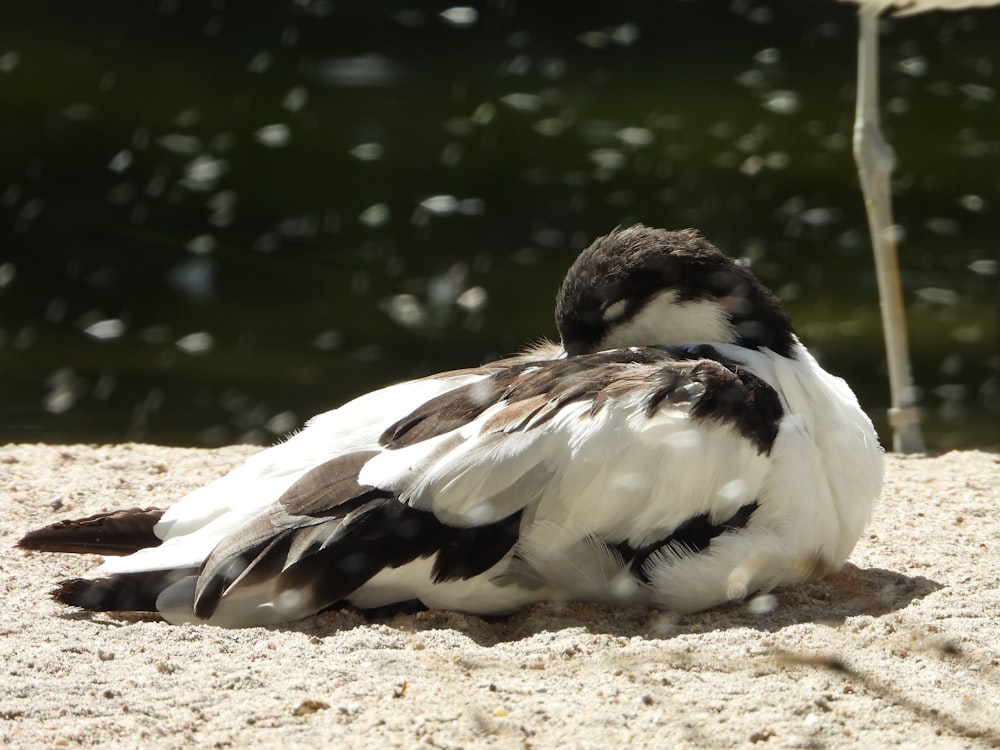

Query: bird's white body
left=105, top=340, right=881, bottom=627
left=22, top=226, right=884, bottom=628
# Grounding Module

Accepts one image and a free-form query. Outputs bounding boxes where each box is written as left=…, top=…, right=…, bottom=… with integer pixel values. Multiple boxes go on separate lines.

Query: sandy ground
left=2, top=443, right=999, bottom=749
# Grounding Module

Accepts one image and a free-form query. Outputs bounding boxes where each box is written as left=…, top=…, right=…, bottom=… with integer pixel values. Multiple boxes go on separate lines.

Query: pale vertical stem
left=852, top=7, right=925, bottom=453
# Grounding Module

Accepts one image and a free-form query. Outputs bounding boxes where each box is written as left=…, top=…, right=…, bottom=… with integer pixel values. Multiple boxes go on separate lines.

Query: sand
left=2, top=443, right=999, bottom=748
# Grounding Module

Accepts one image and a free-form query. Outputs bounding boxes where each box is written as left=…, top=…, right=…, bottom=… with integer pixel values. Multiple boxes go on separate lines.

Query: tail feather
left=18, top=507, right=165, bottom=556
left=53, top=569, right=196, bottom=612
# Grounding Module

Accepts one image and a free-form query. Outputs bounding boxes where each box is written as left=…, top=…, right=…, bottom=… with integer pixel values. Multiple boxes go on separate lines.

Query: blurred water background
left=1, top=0, right=998, bottom=449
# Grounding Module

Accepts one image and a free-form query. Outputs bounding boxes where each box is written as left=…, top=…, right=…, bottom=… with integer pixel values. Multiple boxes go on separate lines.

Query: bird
left=18, top=225, right=884, bottom=628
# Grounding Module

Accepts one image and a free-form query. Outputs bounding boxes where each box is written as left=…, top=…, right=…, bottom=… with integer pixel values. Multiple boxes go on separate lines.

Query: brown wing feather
left=18, top=507, right=165, bottom=556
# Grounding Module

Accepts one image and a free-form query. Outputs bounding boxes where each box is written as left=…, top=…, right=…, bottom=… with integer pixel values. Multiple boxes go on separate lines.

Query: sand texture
left=2, top=443, right=999, bottom=748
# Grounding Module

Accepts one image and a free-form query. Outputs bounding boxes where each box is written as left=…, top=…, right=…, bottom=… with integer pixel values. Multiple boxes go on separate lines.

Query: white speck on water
left=765, top=151, right=789, bottom=169
left=915, top=287, right=959, bottom=307
left=182, top=155, right=227, bottom=189
left=898, top=56, right=927, bottom=77
left=254, top=124, right=291, bottom=147
left=456, top=286, right=488, bottom=313
left=314, top=55, right=402, bottom=88
left=0, top=262, right=15, bottom=288
left=185, top=234, right=217, bottom=255
left=209, top=190, right=237, bottom=212
left=736, top=69, right=764, bottom=90
left=358, top=203, right=390, bottom=228
left=282, top=85, right=309, bottom=112
left=247, top=51, right=272, bottom=73
left=577, top=30, right=609, bottom=49
left=382, top=294, right=427, bottom=328
left=443, top=117, right=475, bottom=137
left=533, top=118, right=566, bottom=137
left=740, top=155, right=764, bottom=176
left=173, top=109, right=200, bottom=127
left=754, top=47, right=780, bottom=65
left=311, top=329, right=343, bottom=352
left=428, top=263, right=467, bottom=309
left=959, top=83, right=994, bottom=103
left=108, top=150, right=133, bottom=173
left=761, top=90, right=799, bottom=115
left=44, top=369, right=83, bottom=414
left=156, top=134, right=202, bottom=155
left=420, top=194, right=459, bottom=215
left=616, top=127, right=654, bottom=147
left=471, top=102, right=496, bottom=125
left=500, top=93, right=543, bottom=112
left=958, top=193, right=986, bottom=212
left=610, top=22, right=640, bottom=47
left=440, top=6, right=478, bottom=26
left=951, top=325, right=982, bottom=344
left=175, top=331, right=214, bottom=355
left=84, top=318, right=126, bottom=341
left=588, top=149, right=626, bottom=170
left=968, top=259, right=998, bottom=276
left=924, top=217, right=960, bottom=236
left=798, top=207, right=839, bottom=227
left=539, top=57, right=567, bottom=80
left=0, top=51, right=20, bottom=73
left=45, top=388, right=76, bottom=414
left=349, top=142, right=384, bottom=161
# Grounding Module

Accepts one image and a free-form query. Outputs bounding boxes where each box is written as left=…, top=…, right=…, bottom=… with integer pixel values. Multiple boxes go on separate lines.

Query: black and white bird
left=19, top=225, right=884, bottom=627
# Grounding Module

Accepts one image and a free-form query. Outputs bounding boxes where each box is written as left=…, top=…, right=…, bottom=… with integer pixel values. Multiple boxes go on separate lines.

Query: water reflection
left=0, top=1, right=997, bottom=448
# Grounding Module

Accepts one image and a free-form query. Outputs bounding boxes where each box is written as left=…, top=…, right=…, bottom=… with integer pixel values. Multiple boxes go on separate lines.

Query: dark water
left=2, top=1, right=998, bottom=450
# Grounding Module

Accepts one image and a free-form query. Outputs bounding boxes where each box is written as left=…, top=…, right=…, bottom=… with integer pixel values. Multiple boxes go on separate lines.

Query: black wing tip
left=51, top=577, right=99, bottom=608
left=51, top=570, right=192, bottom=613
left=51, top=577, right=128, bottom=611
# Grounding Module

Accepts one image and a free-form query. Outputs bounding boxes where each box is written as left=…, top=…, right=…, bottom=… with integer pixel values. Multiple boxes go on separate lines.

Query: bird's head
left=555, top=225, right=796, bottom=357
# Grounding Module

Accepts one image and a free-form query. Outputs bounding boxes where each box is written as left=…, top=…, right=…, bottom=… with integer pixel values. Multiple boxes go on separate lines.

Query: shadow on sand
left=277, top=563, right=943, bottom=646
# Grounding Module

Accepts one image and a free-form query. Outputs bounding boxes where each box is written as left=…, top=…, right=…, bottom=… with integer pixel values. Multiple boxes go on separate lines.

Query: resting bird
left=19, top=225, right=883, bottom=627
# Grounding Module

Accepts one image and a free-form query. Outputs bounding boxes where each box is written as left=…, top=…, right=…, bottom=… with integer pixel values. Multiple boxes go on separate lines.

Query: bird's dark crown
left=555, top=225, right=797, bottom=357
